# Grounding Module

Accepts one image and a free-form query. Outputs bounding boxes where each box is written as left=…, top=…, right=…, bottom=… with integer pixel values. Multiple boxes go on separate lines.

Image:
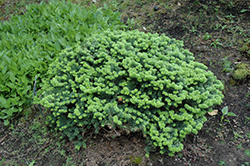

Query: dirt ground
left=1, top=0, right=250, bottom=165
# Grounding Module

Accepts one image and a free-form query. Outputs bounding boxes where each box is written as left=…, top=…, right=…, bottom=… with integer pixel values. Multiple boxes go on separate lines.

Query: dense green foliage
left=232, top=63, right=250, bottom=80
left=0, top=0, right=126, bottom=125
left=239, top=39, right=250, bottom=58
left=37, top=30, right=224, bottom=156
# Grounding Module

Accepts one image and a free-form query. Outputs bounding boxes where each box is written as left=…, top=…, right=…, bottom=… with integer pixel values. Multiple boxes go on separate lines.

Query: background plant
left=221, top=57, right=233, bottom=73
left=220, top=106, right=237, bottom=123
left=231, top=63, right=250, bottom=80
left=239, top=38, right=250, bottom=58
left=36, top=30, right=224, bottom=156
left=0, top=0, right=127, bottom=125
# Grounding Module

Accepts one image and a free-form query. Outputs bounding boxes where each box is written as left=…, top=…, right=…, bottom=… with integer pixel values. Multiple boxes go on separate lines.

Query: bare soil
left=0, top=0, right=250, bottom=165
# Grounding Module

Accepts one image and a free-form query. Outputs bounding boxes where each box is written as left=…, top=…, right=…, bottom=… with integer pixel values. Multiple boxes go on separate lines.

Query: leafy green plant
left=247, top=133, right=250, bottom=139
left=203, top=32, right=212, bottom=40
left=225, top=14, right=235, bottom=23
left=28, top=160, right=36, bottom=166
left=218, top=160, right=226, bottom=165
left=245, top=116, right=250, bottom=125
left=244, top=162, right=250, bottom=166
left=0, top=158, right=6, bottom=165
left=36, top=30, right=224, bottom=157
left=220, top=106, right=236, bottom=123
left=246, top=92, right=250, bottom=98
left=63, top=157, right=77, bottom=166
left=0, top=0, right=127, bottom=125
left=210, top=39, right=223, bottom=48
left=231, top=63, right=250, bottom=80
left=221, top=57, right=233, bottom=73
left=237, top=143, right=243, bottom=149
left=240, top=6, right=250, bottom=13
left=245, top=149, right=250, bottom=158
left=129, top=156, right=143, bottom=165
left=239, top=39, right=250, bottom=58
left=233, top=131, right=243, bottom=139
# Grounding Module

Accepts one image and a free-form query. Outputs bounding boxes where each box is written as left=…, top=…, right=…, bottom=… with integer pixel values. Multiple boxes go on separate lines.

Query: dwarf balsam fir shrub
left=37, top=30, right=224, bottom=156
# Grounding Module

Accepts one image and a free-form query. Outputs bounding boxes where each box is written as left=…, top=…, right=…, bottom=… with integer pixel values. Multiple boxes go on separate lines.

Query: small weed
left=246, top=93, right=250, bottom=98
left=221, top=25, right=227, bottom=31
left=214, top=6, right=220, bottom=13
left=164, top=3, right=174, bottom=10
left=245, top=149, right=250, bottom=158
left=178, top=153, right=183, bottom=158
left=237, top=143, right=243, bottom=149
left=59, top=149, right=66, bottom=156
left=225, top=14, right=235, bottom=23
left=220, top=106, right=237, bottom=124
left=245, top=117, right=250, bottom=125
left=219, top=140, right=225, bottom=144
left=246, top=133, right=250, bottom=139
left=233, top=131, right=243, bottom=139
left=63, top=157, right=77, bottom=166
left=231, top=26, right=244, bottom=35
left=190, top=26, right=197, bottom=33
left=221, top=57, right=233, bottom=73
left=211, top=39, right=223, bottom=48
left=219, top=160, right=226, bottom=165
left=129, top=156, right=143, bottom=165
left=0, top=158, right=6, bottom=165
left=126, top=17, right=135, bottom=30
left=203, top=32, right=212, bottom=40
left=243, top=162, right=250, bottom=166
left=214, top=24, right=221, bottom=30
left=240, top=6, right=250, bottom=13
left=28, top=160, right=36, bottom=166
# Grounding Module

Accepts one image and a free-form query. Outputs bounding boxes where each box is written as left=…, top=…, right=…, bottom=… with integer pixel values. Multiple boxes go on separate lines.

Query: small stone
left=154, top=6, right=159, bottom=11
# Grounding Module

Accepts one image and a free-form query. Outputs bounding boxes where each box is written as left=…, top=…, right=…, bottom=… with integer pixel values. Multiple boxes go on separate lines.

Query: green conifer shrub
left=37, top=30, right=224, bottom=156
